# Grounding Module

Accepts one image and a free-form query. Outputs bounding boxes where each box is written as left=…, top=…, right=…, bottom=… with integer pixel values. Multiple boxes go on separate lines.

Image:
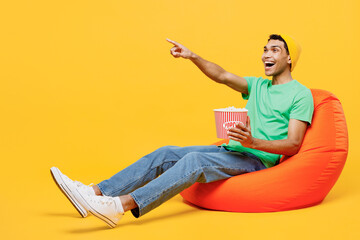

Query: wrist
left=251, top=138, right=258, bottom=149
left=189, top=52, right=198, bottom=61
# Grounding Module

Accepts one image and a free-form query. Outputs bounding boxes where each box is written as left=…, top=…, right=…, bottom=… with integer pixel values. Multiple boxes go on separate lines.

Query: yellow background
left=0, top=0, right=359, bottom=239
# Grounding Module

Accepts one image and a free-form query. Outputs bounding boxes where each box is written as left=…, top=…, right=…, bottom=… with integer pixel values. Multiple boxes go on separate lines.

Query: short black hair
left=268, top=34, right=289, bottom=55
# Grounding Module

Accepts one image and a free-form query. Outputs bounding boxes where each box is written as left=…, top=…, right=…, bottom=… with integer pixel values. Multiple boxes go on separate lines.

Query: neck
left=271, top=70, right=293, bottom=85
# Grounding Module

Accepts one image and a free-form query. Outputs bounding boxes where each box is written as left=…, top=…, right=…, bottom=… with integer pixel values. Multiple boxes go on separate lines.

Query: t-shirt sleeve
left=241, top=76, right=258, bottom=100
left=289, top=89, right=314, bottom=125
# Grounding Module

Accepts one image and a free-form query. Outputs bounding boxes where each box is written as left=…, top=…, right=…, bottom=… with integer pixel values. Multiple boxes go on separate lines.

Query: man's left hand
left=227, top=116, right=255, bottom=148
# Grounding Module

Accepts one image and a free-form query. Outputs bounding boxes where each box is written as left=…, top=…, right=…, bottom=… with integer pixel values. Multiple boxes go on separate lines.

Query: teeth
left=265, top=61, right=275, bottom=68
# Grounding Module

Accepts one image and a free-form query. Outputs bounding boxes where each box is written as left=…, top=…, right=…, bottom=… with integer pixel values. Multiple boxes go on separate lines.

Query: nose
left=262, top=52, right=270, bottom=62
left=263, top=50, right=272, bottom=59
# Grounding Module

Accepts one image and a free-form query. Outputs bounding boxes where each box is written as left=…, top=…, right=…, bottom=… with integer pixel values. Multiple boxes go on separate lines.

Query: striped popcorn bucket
left=214, top=108, right=248, bottom=139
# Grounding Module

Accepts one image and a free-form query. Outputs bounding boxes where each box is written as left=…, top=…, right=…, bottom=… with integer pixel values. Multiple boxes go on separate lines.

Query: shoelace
left=63, top=175, right=93, bottom=191
left=62, top=174, right=95, bottom=195
left=76, top=182, right=95, bottom=196
left=63, top=174, right=91, bottom=188
left=75, top=181, right=93, bottom=188
left=90, top=196, right=114, bottom=206
left=74, top=180, right=84, bottom=187
left=62, top=174, right=81, bottom=186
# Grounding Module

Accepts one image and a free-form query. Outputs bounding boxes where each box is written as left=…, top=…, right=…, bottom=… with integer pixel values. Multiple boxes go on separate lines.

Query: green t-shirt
left=221, top=76, right=314, bottom=168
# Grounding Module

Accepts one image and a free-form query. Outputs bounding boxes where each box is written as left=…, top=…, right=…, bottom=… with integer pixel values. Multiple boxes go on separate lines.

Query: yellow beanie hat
left=279, top=34, right=302, bottom=72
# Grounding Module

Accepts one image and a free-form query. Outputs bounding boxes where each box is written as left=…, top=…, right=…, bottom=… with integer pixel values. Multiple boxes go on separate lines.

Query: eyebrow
left=264, top=45, right=282, bottom=49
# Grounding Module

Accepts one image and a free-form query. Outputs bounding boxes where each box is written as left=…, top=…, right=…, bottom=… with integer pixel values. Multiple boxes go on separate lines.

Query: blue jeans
left=97, top=145, right=266, bottom=218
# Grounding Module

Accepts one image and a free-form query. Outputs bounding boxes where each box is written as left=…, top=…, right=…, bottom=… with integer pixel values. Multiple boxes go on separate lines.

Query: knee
left=159, top=145, right=177, bottom=150
left=156, top=145, right=177, bottom=154
left=151, top=145, right=178, bottom=160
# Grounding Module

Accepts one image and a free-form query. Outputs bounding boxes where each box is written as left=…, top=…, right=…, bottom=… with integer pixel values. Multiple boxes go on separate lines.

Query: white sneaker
left=50, top=167, right=96, bottom=217
left=76, top=194, right=124, bottom=228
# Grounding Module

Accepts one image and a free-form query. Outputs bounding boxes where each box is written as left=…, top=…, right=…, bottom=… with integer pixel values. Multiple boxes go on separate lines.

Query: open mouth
left=265, top=62, right=275, bottom=70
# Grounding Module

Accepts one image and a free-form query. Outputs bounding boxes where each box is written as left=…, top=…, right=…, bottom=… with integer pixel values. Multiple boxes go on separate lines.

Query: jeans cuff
left=97, top=182, right=109, bottom=197
left=129, top=192, right=141, bottom=218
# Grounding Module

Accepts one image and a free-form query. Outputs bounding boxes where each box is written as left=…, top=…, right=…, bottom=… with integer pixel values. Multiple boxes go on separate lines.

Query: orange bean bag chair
left=180, top=89, right=348, bottom=212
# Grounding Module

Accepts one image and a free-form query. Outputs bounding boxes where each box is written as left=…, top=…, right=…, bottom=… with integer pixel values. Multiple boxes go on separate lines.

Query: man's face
left=261, top=39, right=291, bottom=76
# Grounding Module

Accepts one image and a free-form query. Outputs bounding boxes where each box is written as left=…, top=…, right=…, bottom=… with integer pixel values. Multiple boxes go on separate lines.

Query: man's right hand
left=166, top=38, right=248, bottom=93
left=167, top=38, right=194, bottom=59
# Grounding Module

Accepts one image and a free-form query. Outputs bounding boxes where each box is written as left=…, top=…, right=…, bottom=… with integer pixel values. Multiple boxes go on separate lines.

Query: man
left=51, top=34, right=314, bottom=228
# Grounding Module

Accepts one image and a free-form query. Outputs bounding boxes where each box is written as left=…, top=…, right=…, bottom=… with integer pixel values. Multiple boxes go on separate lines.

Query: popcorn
left=213, top=107, right=248, bottom=139
left=214, top=106, right=248, bottom=112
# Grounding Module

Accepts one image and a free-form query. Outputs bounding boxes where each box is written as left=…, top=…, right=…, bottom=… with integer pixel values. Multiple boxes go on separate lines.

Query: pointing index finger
left=166, top=38, right=181, bottom=47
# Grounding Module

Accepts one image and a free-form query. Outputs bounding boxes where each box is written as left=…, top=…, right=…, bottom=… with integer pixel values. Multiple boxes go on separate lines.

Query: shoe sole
left=75, top=192, right=119, bottom=228
left=89, top=208, right=117, bottom=228
left=50, top=167, right=88, bottom=218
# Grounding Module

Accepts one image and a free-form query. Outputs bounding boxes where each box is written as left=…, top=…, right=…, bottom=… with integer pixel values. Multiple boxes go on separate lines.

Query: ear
left=287, top=55, right=292, bottom=64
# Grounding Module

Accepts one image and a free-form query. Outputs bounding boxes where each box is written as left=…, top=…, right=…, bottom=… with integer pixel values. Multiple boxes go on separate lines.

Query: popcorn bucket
left=214, top=107, right=248, bottom=139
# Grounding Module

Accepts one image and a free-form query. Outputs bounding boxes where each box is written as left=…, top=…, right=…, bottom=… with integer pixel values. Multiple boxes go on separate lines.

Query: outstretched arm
left=228, top=117, right=308, bottom=156
left=167, top=38, right=248, bottom=94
